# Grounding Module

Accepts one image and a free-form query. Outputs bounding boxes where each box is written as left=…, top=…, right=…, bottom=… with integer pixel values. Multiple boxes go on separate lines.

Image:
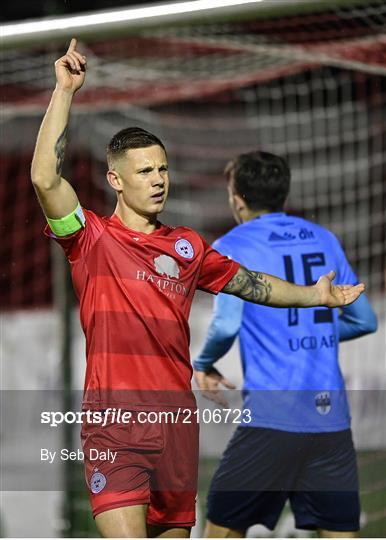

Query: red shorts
left=81, top=411, right=199, bottom=527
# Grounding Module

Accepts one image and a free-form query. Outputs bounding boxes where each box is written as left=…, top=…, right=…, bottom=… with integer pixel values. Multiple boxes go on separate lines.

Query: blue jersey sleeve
left=192, top=293, right=243, bottom=372
left=193, top=235, right=243, bottom=372
left=339, top=294, right=378, bottom=341
left=328, top=233, right=377, bottom=340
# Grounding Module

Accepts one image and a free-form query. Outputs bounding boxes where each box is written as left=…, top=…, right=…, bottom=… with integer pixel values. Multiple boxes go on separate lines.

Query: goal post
left=2, top=0, right=384, bottom=48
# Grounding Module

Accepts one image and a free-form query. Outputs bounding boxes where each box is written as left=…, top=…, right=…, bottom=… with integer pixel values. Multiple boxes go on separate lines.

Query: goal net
left=1, top=0, right=385, bottom=536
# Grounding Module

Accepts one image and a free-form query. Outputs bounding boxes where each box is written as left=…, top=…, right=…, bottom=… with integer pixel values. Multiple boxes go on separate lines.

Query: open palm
left=315, top=271, right=365, bottom=307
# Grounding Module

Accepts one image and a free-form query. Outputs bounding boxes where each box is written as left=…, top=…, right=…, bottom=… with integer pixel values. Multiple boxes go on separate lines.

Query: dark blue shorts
left=207, top=427, right=360, bottom=532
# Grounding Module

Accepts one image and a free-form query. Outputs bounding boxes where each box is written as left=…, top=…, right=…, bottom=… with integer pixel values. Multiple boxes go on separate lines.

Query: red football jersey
left=45, top=210, right=239, bottom=409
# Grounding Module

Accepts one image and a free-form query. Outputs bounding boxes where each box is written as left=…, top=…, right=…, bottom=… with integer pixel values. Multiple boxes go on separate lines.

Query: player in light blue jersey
left=193, top=151, right=377, bottom=538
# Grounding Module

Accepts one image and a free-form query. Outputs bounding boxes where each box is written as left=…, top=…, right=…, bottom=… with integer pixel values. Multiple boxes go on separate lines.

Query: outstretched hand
left=55, top=38, right=87, bottom=94
left=315, top=271, right=365, bottom=307
left=194, top=367, right=236, bottom=407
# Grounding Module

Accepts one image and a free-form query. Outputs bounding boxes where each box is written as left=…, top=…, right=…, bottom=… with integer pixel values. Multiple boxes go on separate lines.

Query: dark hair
left=225, top=151, right=290, bottom=212
left=107, top=127, right=166, bottom=165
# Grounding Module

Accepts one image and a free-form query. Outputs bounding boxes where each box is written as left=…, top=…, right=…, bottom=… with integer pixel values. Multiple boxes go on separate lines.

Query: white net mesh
left=1, top=1, right=385, bottom=535
left=2, top=0, right=386, bottom=112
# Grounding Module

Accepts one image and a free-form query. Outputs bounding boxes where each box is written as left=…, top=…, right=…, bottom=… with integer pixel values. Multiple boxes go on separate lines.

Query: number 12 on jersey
left=283, top=252, right=333, bottom=327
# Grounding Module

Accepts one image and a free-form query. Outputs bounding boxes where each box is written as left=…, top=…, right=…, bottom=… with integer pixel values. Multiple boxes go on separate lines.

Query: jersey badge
left=90, top=470, right=107, bottom=494
left=175, top=238, right=194, bottom=259
left=315, top=391, right=331, bottom=415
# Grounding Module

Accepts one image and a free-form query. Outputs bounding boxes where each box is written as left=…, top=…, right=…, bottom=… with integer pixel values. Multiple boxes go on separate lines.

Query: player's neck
left=114, top=204, right=159, bottom=234
left=242, top=208, right=271, bottom=223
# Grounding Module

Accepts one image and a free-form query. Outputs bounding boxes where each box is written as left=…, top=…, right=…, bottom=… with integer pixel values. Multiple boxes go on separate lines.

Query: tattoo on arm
left=223, top=266, right=272, bottom=304
left=54, top=125, right=68, bottom=175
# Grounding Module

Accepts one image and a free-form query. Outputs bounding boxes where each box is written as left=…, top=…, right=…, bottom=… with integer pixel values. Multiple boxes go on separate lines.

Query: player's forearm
left=222, top=265, right=320, bottom=308
left=193, top=293, right=243, bottom=371
left=193, top=319, right=238, bottom=371
left=31, top=87, right=74, bottom=189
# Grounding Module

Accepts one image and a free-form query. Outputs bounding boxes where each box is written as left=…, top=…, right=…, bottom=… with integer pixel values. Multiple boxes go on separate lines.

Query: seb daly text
left=41, top=448, right=117, bottom=464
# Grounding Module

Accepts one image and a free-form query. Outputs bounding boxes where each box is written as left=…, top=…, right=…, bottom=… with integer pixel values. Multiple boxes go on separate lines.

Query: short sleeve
left=44, top=208, right=106, bottom=263
left=197, top=238, right=240, bottom=294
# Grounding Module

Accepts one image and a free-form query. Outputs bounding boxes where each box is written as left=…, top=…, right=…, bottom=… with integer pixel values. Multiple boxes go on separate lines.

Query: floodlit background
left=1, top=0, right=385, bottom=537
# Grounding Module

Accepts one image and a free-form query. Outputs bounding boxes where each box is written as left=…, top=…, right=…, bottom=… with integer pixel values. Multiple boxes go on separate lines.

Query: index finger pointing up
left=67, top=38, right=77, bottom=53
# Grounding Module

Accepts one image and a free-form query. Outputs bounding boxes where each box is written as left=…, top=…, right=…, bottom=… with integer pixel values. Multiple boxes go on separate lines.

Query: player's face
left=116, top=145, right=169, bottom=216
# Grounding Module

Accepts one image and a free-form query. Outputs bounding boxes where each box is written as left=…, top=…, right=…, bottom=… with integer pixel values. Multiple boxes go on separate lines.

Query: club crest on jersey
left=315, top=391, right=331, bottom=415
left=154, top=255, right=180, bottom=279
left=175, top=239, right=194, bottom=259
left=90, top=471, right=107, bottom=494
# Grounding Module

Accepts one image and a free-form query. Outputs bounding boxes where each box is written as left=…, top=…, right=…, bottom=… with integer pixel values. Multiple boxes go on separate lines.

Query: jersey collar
left=254, top=212, right=287, bottom=220
left=110, top=213, right=167, bottom=236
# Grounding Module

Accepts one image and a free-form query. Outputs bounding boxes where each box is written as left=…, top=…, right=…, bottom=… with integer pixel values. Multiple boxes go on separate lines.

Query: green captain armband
left=46, top=204, right=86, bottom=237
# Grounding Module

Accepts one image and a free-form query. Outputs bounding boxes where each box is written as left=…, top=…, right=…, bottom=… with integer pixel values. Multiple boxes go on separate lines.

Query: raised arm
left=31, top=38, right=86, bottom=219
left=222, top=266, right=364, bottom=308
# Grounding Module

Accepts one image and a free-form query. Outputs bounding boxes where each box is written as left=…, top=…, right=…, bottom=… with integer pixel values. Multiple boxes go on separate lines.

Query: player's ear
left=233, top=193, right=245, bottom=212
left=106, top=169, right=122, bottom=192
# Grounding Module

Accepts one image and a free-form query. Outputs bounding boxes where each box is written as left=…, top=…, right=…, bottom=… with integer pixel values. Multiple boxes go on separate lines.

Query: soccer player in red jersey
left=31, top=39, right=365, bottom=538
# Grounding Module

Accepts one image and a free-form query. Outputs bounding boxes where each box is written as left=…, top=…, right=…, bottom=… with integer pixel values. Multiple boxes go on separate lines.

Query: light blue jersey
left=194, top=213, right=377, bottom=432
